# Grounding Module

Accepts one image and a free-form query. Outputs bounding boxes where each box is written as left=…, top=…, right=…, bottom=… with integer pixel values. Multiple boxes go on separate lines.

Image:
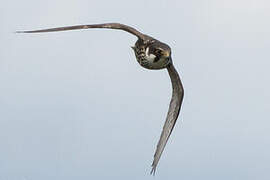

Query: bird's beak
left=162, top=50, right=170, bottom=57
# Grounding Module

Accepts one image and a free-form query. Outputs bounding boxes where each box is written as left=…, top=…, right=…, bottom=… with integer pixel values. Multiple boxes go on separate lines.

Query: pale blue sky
left=1, top=0, right=270, bottom=179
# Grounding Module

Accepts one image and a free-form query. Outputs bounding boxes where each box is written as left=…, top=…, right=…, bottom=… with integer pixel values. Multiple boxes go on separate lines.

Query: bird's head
left=151, top=42, right=171, bottom=58
left=146, top=41, right=172, bottom=69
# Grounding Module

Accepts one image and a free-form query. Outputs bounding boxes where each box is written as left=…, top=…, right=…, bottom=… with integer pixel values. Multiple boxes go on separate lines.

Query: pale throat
left=145, top=47, right=156, bottom=62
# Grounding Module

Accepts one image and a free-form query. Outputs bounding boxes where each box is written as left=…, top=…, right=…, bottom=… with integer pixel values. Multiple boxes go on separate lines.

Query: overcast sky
left=1, top=0, right=270, bottom=179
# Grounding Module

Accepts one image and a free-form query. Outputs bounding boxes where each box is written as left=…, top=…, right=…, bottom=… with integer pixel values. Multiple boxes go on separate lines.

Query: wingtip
left=15, top=31, right=27, bottom=33
left=15, top=30, right=40, bottom=33
left=150, top=165, right=157, bottom=176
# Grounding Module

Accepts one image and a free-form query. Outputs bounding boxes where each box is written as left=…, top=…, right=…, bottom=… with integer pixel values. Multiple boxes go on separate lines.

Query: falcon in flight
left=17, top=23, right=184, bottom=175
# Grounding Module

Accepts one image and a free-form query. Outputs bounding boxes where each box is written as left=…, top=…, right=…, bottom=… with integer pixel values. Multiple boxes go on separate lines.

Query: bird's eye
left=155, top=49, right=162, bottom=54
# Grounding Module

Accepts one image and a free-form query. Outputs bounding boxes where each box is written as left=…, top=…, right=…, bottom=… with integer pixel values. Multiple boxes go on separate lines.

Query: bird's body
left=132, top=38, right=171, bottom=70
left=17, top=23, right=184, bottom=175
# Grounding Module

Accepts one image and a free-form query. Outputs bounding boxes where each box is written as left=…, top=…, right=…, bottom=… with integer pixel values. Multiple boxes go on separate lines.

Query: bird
left=17, top=23, right=184, bottom=175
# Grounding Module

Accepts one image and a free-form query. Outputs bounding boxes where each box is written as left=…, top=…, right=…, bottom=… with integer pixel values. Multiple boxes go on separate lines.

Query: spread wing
left=16, top=23, right=146, bottom=40
left=151, top=62, right=184, bottom=175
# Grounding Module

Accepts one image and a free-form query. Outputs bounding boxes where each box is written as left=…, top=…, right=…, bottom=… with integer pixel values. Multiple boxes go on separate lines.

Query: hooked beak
left=161, top=50, right=170, bottom=57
